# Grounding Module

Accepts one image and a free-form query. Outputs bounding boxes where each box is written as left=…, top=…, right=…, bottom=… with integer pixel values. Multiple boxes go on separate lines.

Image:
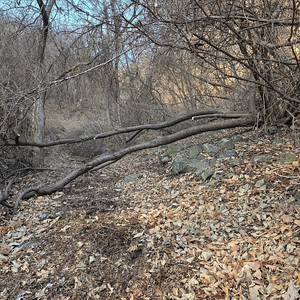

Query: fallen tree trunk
left=3, top=109, right=250, bottom=147
left=11, top=116, right=255, bottom=216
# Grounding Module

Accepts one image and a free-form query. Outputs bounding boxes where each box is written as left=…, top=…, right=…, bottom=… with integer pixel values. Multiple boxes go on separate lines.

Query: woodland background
left=1, top=0, right=299, bottom=173
left=1, top=1, right=300, bottom=299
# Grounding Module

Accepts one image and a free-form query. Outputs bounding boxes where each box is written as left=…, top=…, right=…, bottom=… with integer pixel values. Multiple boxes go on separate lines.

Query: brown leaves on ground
left=1, top=128, right=300, bottom=299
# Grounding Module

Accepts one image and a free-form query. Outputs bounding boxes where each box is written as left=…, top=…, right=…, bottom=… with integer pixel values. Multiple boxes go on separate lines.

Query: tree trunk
left=32, top=89, right=47, bottom=166
left=31, top=0, right=55, bottom=166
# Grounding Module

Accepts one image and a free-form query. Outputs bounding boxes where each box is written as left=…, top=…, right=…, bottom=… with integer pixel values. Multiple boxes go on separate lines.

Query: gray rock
left=268, top=126, right=277, bottom=134
left=229, top=159, right=241, bottom=166
left=219, top=203, right=227, bottom=212
left=164, top=144, right=183, bottom=157
left=202, top=143, right=220, bottom=154
left=255, top=179, right=265, bottom=188
left=252, top=155, right=272, bottom=162
left=205, top=180, right=222, bottom=188
left=225, top=173, right=234, bottom=178
left=217, top=150, right=237, bottom=159
left=185, top=160, right=202, bottom=173
left=239, top=184, right=250, bottom=194
left=202, top=251, right=214, bottom=260
left=159, top=155, right=170, bottom=165
left=160, top=144, right=184, bottom=165
left=277, top=153, right=297, bottom=162
left=189, top=144, right=203, bottom=158
left=189, top=159, right=215, bottom=175
left=172, top=157, right=216, bottom=176
left=172, top=158, right=200, bottom=174
left=231, top=135, right=243, bottom=142
left=208, top=158, right=217, bottom=167
left=197, top=154, right=206, bottom=160
left=197, top=158, right=217, bottom=175
left=194, top=159, right=209, bottom=175
left=211, top=173, right=222, bottom=181
left=272, top=139, right=283, bottom=148
left=201, top=168, right=214, bottom=181
left=124, top=173, right=144, bottom=183
left=217, top=138, right=235, bottom=150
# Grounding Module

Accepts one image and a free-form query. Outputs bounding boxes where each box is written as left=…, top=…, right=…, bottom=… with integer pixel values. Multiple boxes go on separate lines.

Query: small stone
left=197, top=154, right=206, bottom=160
left=189, top=144, right=203, bottom=158
left=124, top=173, right=143, bottom=183
left=172, top=158, right=188, bottom=174
left=89, top=256, right=96, bottom=263
left=268, top=126, right=277, bottom=134
left=272, top=139, right=283, bottom=148
left=239, top=184, right=250, bottom=194
left=172, top=158, right=197, bottom=174
left=40, top=213, right=47, bottom=219
left=217, top=150, right=237, bottom=159
left=202, top=251, right=213, bottom=260
left=286, top=244, right=296, bottom=253
left=205, top=180, right=222, bottom=188
left=202, top=143, right=219, bottom=154
left=217, top=138, right=235, bottom=150
left=201, top=168, right=214, bottom=181
left=277, top=153, right=297, bottom=162
left=229, top=159, right=241, bottom=166
left=219, top=204, right=227, bottom=212
left=159, top=155, right=169, bottom=165
left=225, top=173, right=234, bottom=178
left=255, top=179, right=265, bottom=188
left=195, top=160, right=209, bottom=175
left=231, top=135, right=242, bottom=142
left=252, top=155, right=272, bottom=162
left=164, top=145, right=183, bottom=157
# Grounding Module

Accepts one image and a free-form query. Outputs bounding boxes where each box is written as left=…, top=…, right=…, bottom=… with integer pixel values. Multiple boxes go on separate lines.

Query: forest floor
left=1, top=127, right=300, bottom=300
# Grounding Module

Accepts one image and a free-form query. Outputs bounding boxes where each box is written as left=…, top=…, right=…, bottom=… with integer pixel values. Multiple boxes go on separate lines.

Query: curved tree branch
left=11, top=116, right=255, bottom=215
left=3, top=109, right=251, bottom=147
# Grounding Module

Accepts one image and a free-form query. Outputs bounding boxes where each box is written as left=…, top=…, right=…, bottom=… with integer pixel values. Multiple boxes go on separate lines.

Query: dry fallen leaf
left=284, top=282, right=300, bottom=300
left=250, top=261, right=261, bottom=271
left=281, top=215, right=294, bottom=223
left=249, top=285, right=260, bottom=300
left=294, top=219, right=300, bottom=226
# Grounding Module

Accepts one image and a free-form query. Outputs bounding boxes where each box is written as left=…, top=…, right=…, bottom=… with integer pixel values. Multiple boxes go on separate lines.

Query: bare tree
left=125, top=0, right=300, bottom=121
left=4, top=0, right=299, bottom=214
left=31, top=0, right=56, bottom=166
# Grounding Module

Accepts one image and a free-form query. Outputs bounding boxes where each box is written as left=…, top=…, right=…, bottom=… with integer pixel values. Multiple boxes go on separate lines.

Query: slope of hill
left=1, top=127, right=300, bottom=299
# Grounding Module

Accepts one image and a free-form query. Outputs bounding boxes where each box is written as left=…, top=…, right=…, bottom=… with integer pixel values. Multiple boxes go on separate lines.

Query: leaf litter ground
left=1, top=128, right=300, bottom=299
